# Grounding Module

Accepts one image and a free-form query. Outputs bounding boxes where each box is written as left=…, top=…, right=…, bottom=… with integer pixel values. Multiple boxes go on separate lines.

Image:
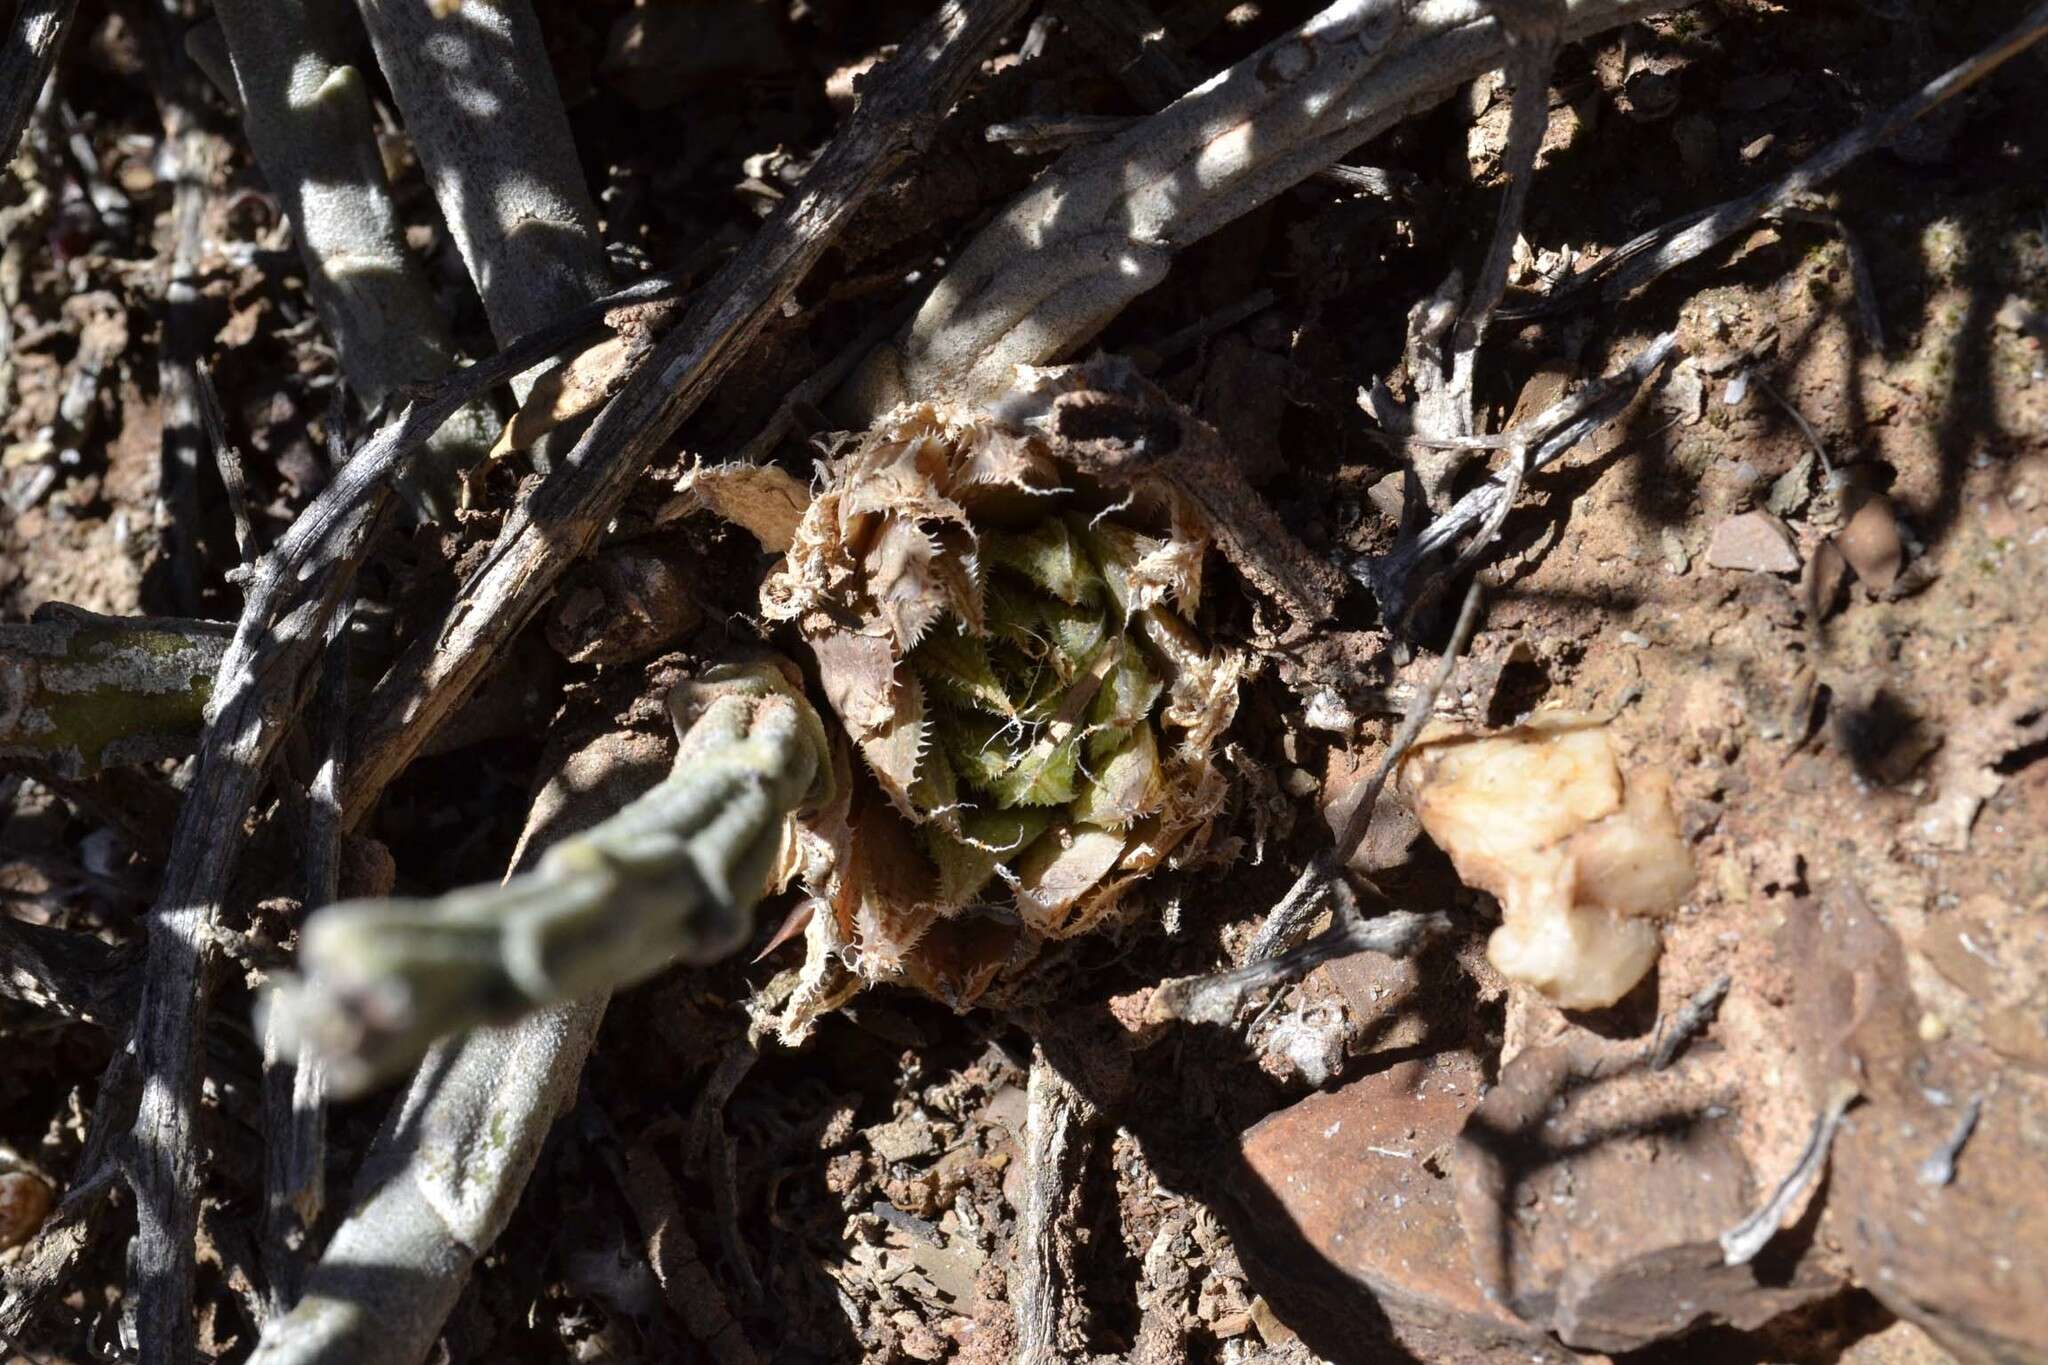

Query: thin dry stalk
left=258, top=608, right=350, bottom=1316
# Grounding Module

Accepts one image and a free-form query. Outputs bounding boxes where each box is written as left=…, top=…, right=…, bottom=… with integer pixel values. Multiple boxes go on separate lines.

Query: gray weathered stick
left=259, top=606, right=351, bottom=1316
left=1014, top=1050, right=1094, bottom=1365
left=152, top=24, right=225, bottom=615
left=0, top=915, right=136, bottom=1030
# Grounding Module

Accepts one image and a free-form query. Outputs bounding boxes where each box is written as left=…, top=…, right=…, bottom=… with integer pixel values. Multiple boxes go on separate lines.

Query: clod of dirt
left=0, top=1162, right=55, bottom=1252
left=1705, top=510, right=1801, bottom=574
left=1834, top=494, right=1905, bottom=593
left=1401, top=714, right=1696, bottom=1009
left=544, top=545, right=702, bottom=666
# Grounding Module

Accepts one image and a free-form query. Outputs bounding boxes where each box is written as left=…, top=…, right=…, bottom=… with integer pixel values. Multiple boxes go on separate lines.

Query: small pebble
left=1706, top=510, right=1800, bottom=574
left=1660, top=528, right=1691, bottom=575
left=1802, top=538, right=1851, bottom=620
left=1836, top=494, right=1904, bottom=592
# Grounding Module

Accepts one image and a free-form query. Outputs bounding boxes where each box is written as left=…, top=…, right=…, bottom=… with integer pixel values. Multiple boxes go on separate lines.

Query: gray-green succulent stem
left=211, top=0, right=496, bottom=516
left=0, top=604, right=230, bottom=778
left=352, top=0, right=612, bottom=402
left=853, top=0, right=1683, bottom=414
left=271, top=663, right=833, bottom=1099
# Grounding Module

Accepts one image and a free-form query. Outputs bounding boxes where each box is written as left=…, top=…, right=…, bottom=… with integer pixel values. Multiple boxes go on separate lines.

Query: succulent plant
left=749, top=395, right=1244, bottom=1024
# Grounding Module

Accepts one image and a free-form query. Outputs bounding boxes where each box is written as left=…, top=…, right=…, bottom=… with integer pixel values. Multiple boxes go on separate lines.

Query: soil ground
left=2, top=2, right=2044, bottom=1362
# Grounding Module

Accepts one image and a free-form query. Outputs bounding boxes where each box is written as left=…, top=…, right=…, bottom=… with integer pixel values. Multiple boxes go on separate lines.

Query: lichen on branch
left=0, top=604, right=230, bottom=778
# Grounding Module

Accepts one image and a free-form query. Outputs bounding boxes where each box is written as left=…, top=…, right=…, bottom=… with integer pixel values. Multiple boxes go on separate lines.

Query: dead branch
left=1150, top=892, right=1448, bottom=1026
left=1452, top=0, right=1564, bottom=358
left=0, top=0, right=78, bottom=167
left=1649, top=972, right=1730, bottom=1071
left=1239, top=577, right=1484, bottom=967
left=339, top=0, right=1035, bottom=828
left=0, top=605, right=231, bottom=779
left=621, top=1143, right=759, bottom=1365
left=1014, top=1049, right=1096, bottom=1365
left=258, top=608, right=350, bottom=1317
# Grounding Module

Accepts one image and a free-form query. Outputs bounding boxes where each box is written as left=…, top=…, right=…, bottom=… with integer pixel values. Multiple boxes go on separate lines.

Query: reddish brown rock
left=1235, top=1052, right=1565, bottom=1362
left=1451, top=1038, right=1845, bottom=1353
left=1782, top=884, right=2048, bottom=1364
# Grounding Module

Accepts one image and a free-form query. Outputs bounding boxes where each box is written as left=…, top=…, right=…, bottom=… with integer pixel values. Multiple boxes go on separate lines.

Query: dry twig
left=0, top=0, right=78, bottom=166
left=1014, top=1049, right=1095, bottom=1365
left=1719, top=1080, right=1859, bottom=1266
left=1506, top=2, right=2048, bottom=318
left=1358, top=331, right=1678, bottom=625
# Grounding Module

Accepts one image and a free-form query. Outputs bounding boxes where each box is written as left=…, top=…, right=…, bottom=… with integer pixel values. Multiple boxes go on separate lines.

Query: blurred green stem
left=273, top=663, right=832, bottom=1097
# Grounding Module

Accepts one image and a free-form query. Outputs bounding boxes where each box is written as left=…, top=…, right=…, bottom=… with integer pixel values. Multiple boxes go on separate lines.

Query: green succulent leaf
left=911, top=625, right=1015, bottom=717
left=1088, top=638, right=1162, bottom=739
left=1072, top=721, right=1164, bottom=828
left=986, top=519, right=1101, bottom=607
left=1071, top=514, right=1161, bottom=619
left=927, top=806, right=1053, bottom=906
